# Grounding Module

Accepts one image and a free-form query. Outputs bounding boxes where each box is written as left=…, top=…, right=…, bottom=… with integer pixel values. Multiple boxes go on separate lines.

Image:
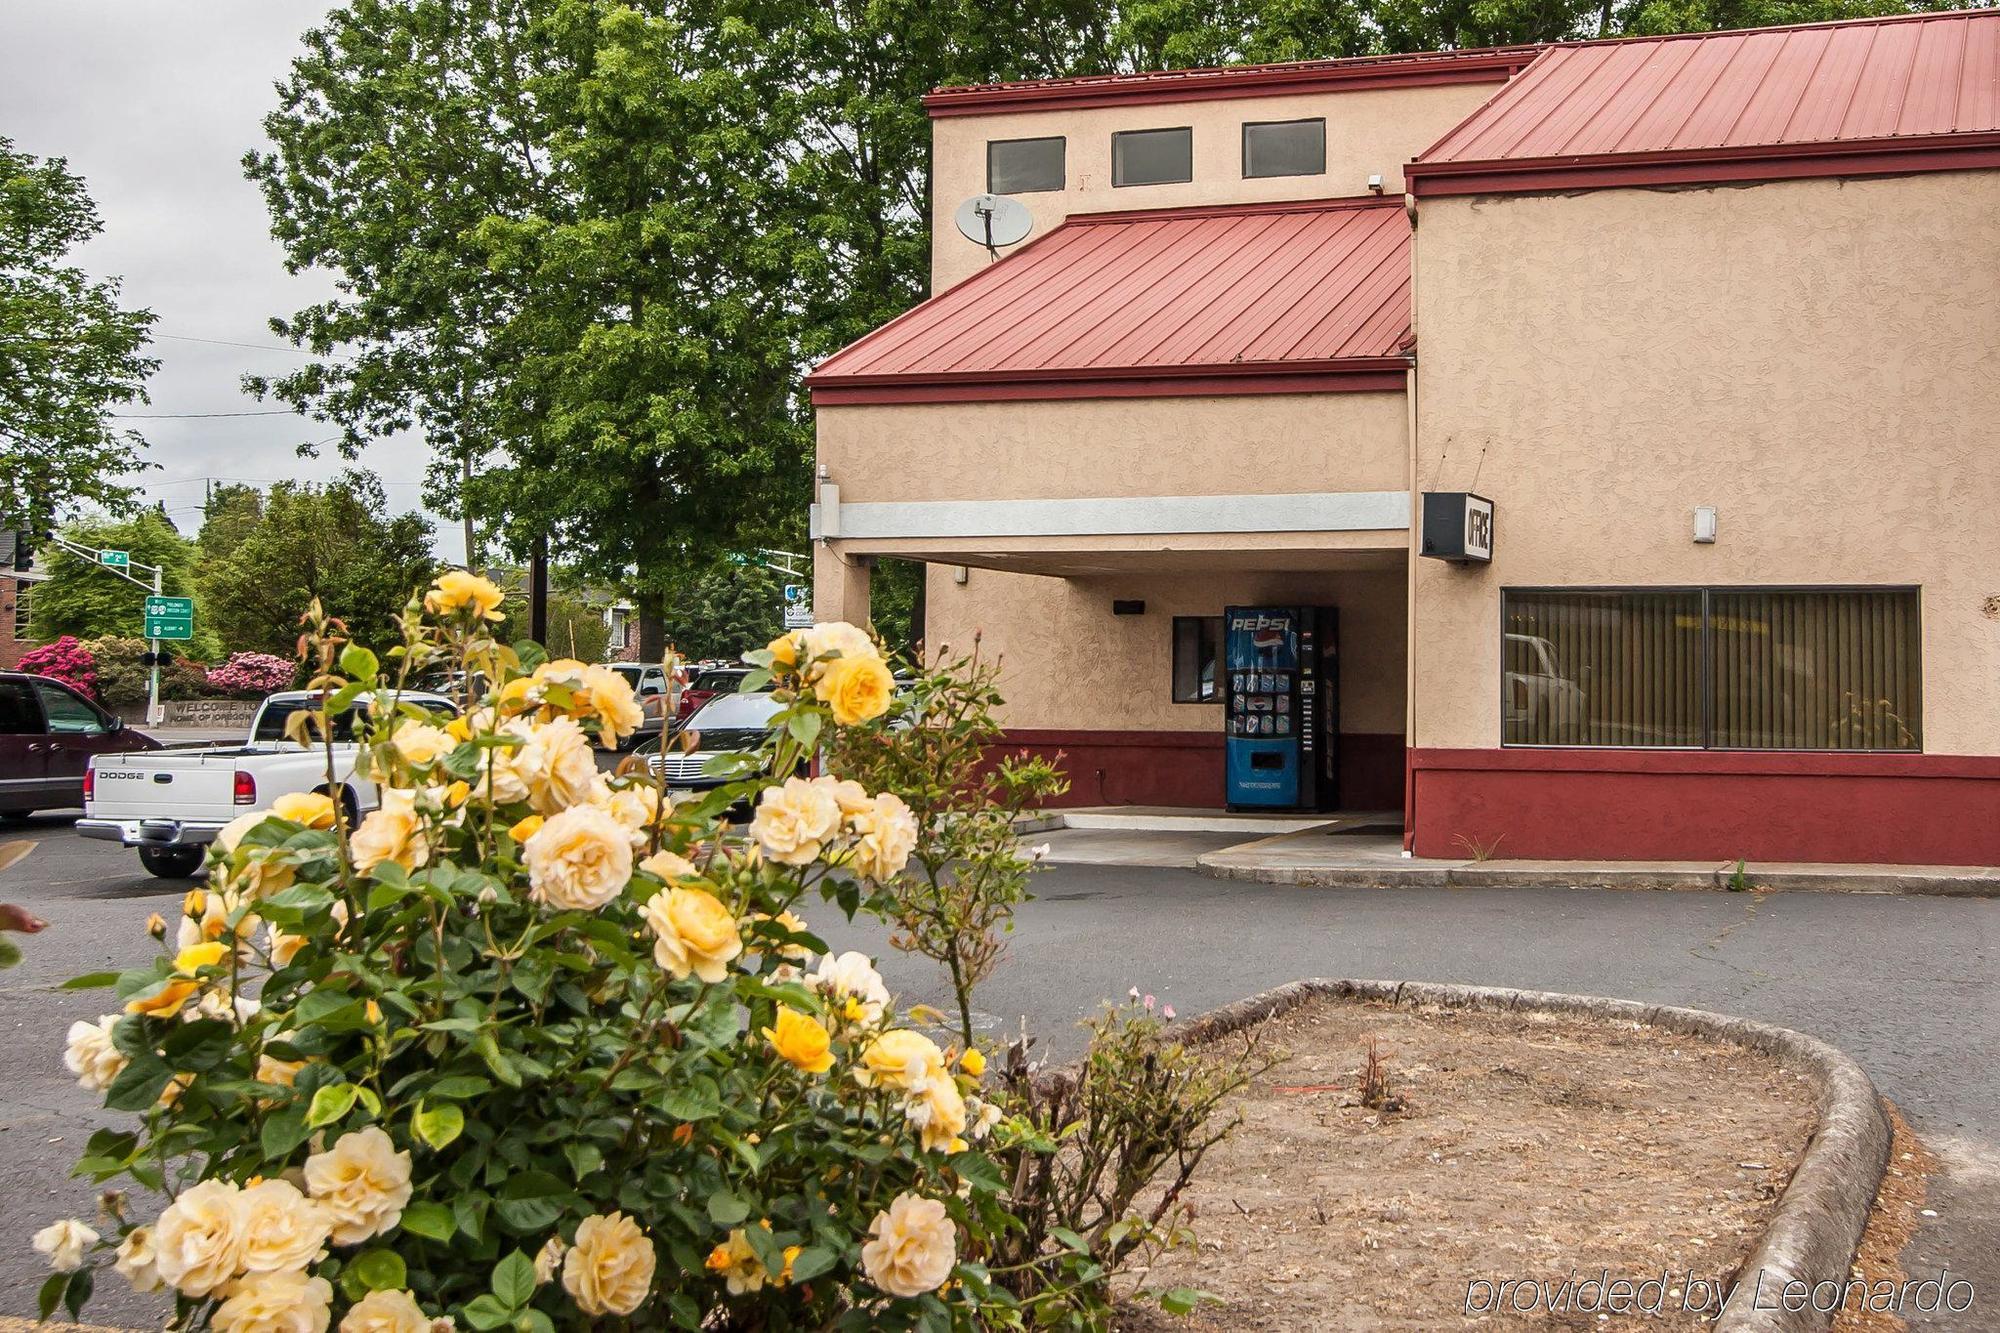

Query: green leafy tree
left=659, top=561, right=786, bottom=663
left=29, top=510, right=218, bottom=657
left=0, top=138, right=157, bottom=532
left=195, top=470, right=436, bottom=657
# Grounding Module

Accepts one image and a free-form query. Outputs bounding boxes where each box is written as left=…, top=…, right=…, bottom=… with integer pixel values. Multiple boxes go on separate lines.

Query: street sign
left=143, top=595, right=195, bottom=641
left=783, top=583, right=806, bottom=605
left=98, top=549, right=130, bottom=568
left=783, top=606, right=813, bottom=630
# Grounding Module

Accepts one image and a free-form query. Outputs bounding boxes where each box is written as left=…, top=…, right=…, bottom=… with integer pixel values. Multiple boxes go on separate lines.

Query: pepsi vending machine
left=1223, top=607, right=1338, bottom=811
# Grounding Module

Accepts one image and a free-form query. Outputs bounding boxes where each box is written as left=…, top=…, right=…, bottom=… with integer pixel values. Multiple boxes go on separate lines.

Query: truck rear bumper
left=76, top=818, right=230, bottom=849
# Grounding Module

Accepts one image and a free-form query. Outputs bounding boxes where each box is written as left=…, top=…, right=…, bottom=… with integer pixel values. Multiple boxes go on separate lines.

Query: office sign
left=1420, top=492, right=1495, bottom=564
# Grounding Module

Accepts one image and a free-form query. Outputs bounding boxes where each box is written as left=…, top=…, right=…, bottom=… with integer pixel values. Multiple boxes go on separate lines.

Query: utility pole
left=528, top=534, right=549, bottom=646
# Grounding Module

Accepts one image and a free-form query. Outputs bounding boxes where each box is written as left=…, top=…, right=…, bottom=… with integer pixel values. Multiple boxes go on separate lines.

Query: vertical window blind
left=1503, top=588, right=1920, bottom=751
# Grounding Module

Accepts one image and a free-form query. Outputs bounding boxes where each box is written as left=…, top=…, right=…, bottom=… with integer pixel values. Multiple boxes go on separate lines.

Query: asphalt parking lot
left=3, top=814, right=1997, bottom=1327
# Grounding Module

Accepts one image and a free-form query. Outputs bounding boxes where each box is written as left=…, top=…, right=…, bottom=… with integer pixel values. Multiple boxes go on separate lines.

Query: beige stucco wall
left=1410, top=170, right=2000, bottom=754
left=817, top=391, right=1408, bottom=505
left=926, top=563, right=1407, bottom=735
left=930, top=82, right=1497, bottom=291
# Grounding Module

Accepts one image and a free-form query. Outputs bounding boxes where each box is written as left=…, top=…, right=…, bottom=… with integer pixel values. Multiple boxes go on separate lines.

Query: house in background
left=809, top=10, right=2000, bottom=866
left=0, top=532, right=42, bottom=670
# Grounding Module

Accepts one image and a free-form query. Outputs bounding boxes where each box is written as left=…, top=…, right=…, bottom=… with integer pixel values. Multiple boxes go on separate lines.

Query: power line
left=112, top=409, right=305, bottom=419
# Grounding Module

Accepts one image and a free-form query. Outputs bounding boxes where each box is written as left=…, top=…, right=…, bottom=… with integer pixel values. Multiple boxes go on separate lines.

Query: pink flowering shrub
left=204, top=651, right=295, bottom=696
left=18, top=637, right=97, bottom=699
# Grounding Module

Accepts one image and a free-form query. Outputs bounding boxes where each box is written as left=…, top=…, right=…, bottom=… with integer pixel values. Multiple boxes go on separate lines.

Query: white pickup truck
left=78, top=690, right=455, bottom=879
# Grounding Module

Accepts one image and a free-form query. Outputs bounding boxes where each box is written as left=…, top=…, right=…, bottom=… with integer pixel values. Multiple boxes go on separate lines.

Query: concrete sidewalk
left=1022, top=808, right=2000, bottom=895
left=1196, top=824, right=2000, bottom=896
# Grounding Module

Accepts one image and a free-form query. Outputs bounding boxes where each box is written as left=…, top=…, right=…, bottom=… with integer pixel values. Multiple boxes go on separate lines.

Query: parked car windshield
left=683, top=690, right=781, bottom=752
left=253, top=696, right=456, bottom=744
left=691, top=669, right=746, bottom=691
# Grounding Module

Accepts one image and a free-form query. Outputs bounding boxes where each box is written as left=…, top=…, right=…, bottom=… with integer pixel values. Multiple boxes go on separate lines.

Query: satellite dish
left=954, top=194, right=1033, bottom=251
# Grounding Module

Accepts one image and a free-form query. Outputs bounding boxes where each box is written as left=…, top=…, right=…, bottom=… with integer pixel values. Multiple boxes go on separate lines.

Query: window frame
left=1171, top=615, right=1222, bottom=704
left=985, top=135, right=1067, bottom=195
left=32, top=679, right=109, bottom=735
left=1241, top=117, right=1326, bottom=179
left=1499, top=584, right=1923, bottom=754
left=1111, top=126, right=1194, bottom=188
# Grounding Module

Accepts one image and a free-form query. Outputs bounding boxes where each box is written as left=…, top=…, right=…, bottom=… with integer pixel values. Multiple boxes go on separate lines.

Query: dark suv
left=0, top=672, right=160, bottom=817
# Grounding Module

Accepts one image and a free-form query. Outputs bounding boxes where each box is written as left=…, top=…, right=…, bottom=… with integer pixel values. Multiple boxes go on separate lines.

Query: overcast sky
left=0, top=1, right=465, bottom=562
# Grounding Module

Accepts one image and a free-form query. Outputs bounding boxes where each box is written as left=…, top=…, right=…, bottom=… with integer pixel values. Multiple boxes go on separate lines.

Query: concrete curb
left=1176, top=979, right=1892, bottom=1333
left=1195, top=856, right=2000, bottom=896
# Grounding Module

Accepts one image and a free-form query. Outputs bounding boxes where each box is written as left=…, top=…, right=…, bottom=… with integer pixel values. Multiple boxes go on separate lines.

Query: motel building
left=806, top=9, right=2000, bottom=866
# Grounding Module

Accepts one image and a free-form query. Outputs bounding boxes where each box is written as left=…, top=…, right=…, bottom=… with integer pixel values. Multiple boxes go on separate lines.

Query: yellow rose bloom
left=127, top=979, right=199, bottom=1019
left=816, top=654, right=896, bottom=726
left=579, top=664, right=646, bottom=746
left=638, top=849, right=698, bottom=882
left=960, top=1047, right=986, bottom=1078
left=702, top=1228, right=764, bottom=1296
left=561, top=1211, right=657, bottom=1316
left=765, top=633, right=799, bottom=669
left=269, top=790, right=337, bottom=829
left=212, top=1269, right=333, bottom=1333
left=350, top=788, right=429, bottom=873
left=855, top=1029, right=945, bottom=1092
left=762, top=1007, right=834, bottom=1074
left=423, top=569, right=506, bottom=621
left=749, top=776, right=842, bottom=866
left=641, top=887, right=743, bottom=983
left=390, top=722, right=456, bottom=770
left=340, top=1287, right=430, bottom=1333
left=444, top=779, right=471, bottom=807
left=175, top=941, right=231, bottom=973
left=516, top=716, right=600, bottom=814
left=303, top=1125, right=412, bottom=1245
left=509, top=814, right=545, bottom=844
left=523, top=805, right=633, bottom=912
left=152, top=1178, right=246, bottom=1298
left=860, top=1193, right=956, bottom=1299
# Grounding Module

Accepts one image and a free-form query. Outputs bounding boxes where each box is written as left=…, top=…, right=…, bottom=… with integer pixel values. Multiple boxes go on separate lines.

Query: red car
left=0, top=672, right=160, bottom=818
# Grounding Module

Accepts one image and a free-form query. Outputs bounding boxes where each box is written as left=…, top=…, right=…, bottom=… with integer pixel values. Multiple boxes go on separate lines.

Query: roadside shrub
left=18, top=636, right=96, bottom=698
left=160, top=655, right=214, bottom=701
left=80, top=636, right=151, bottom=708
left=205, top=651, right=296, bottom=696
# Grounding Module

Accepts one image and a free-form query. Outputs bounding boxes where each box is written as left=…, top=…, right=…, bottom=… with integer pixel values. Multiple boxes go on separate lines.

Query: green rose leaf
left=658, top=1075, right=721, bottom=1121
left=37, top=1271, right=67, bottom=1321
left=353, top=1248, right=407, bottom=1292
left=306, top=1082, right=362, bottom=1129
left=261, top=1105, right=312, bottom=1159
left=1159, top=1287, right=1220, bottom=1316
left=339, top=645, right=380, bottom=679
left=103, top=1053, right=175, bottom=1112
left=705, top=1190, right=751, bottom=1226
left=60, top=971, right=121, bottom=990
left=423, top=1075, right=493, bottom=1100
left=492, top=1249, right=537, bottom=1308
left=492, top=1172, right=570, bottom=1233
left=413, top=1101, right=465, bottom=1151
left=461, top=1294, right=513, bottom=1331
left=787, top=1245, right=838, bottom=1284
left=400, top=1201, right=456, bottom=1242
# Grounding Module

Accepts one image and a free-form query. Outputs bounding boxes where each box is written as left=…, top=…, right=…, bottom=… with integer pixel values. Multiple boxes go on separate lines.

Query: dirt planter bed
left=1120, top=980, right=1889, bottom=1333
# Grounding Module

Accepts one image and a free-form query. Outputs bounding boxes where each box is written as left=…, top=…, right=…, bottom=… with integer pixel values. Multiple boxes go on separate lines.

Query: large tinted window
left=1112, top=127, right=1192, bottom=187
left=1243, top=119, right=1325, bottom=178
left=987, top=137, right=1065, bottom=194
left=0, top=680, right=40, bottom=734
left=33, top=681, right=105, bottom=735
left=1503, top=588, right=1920, bottom=750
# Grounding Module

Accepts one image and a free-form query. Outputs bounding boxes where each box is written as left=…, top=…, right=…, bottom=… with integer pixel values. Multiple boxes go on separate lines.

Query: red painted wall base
left=1410, top=748, right=2000, bottom=866
left=990, top=730, right=1405, bottom=811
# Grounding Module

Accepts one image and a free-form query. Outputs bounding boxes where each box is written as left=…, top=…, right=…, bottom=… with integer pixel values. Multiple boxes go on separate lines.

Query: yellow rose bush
left=37, top=582, right=1067, bottom=1330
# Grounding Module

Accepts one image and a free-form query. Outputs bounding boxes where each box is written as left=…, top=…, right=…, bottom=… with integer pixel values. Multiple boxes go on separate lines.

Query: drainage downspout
left=1402, top=190, right=1422, bottom=854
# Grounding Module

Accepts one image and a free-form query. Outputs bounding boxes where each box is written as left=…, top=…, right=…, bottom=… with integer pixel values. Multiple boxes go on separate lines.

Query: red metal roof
left=923, top=47, right=1539, bottom=117
left=807, top=197, right=1411, bottom=406
left=1410, top=9, right=2000, bottom=195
